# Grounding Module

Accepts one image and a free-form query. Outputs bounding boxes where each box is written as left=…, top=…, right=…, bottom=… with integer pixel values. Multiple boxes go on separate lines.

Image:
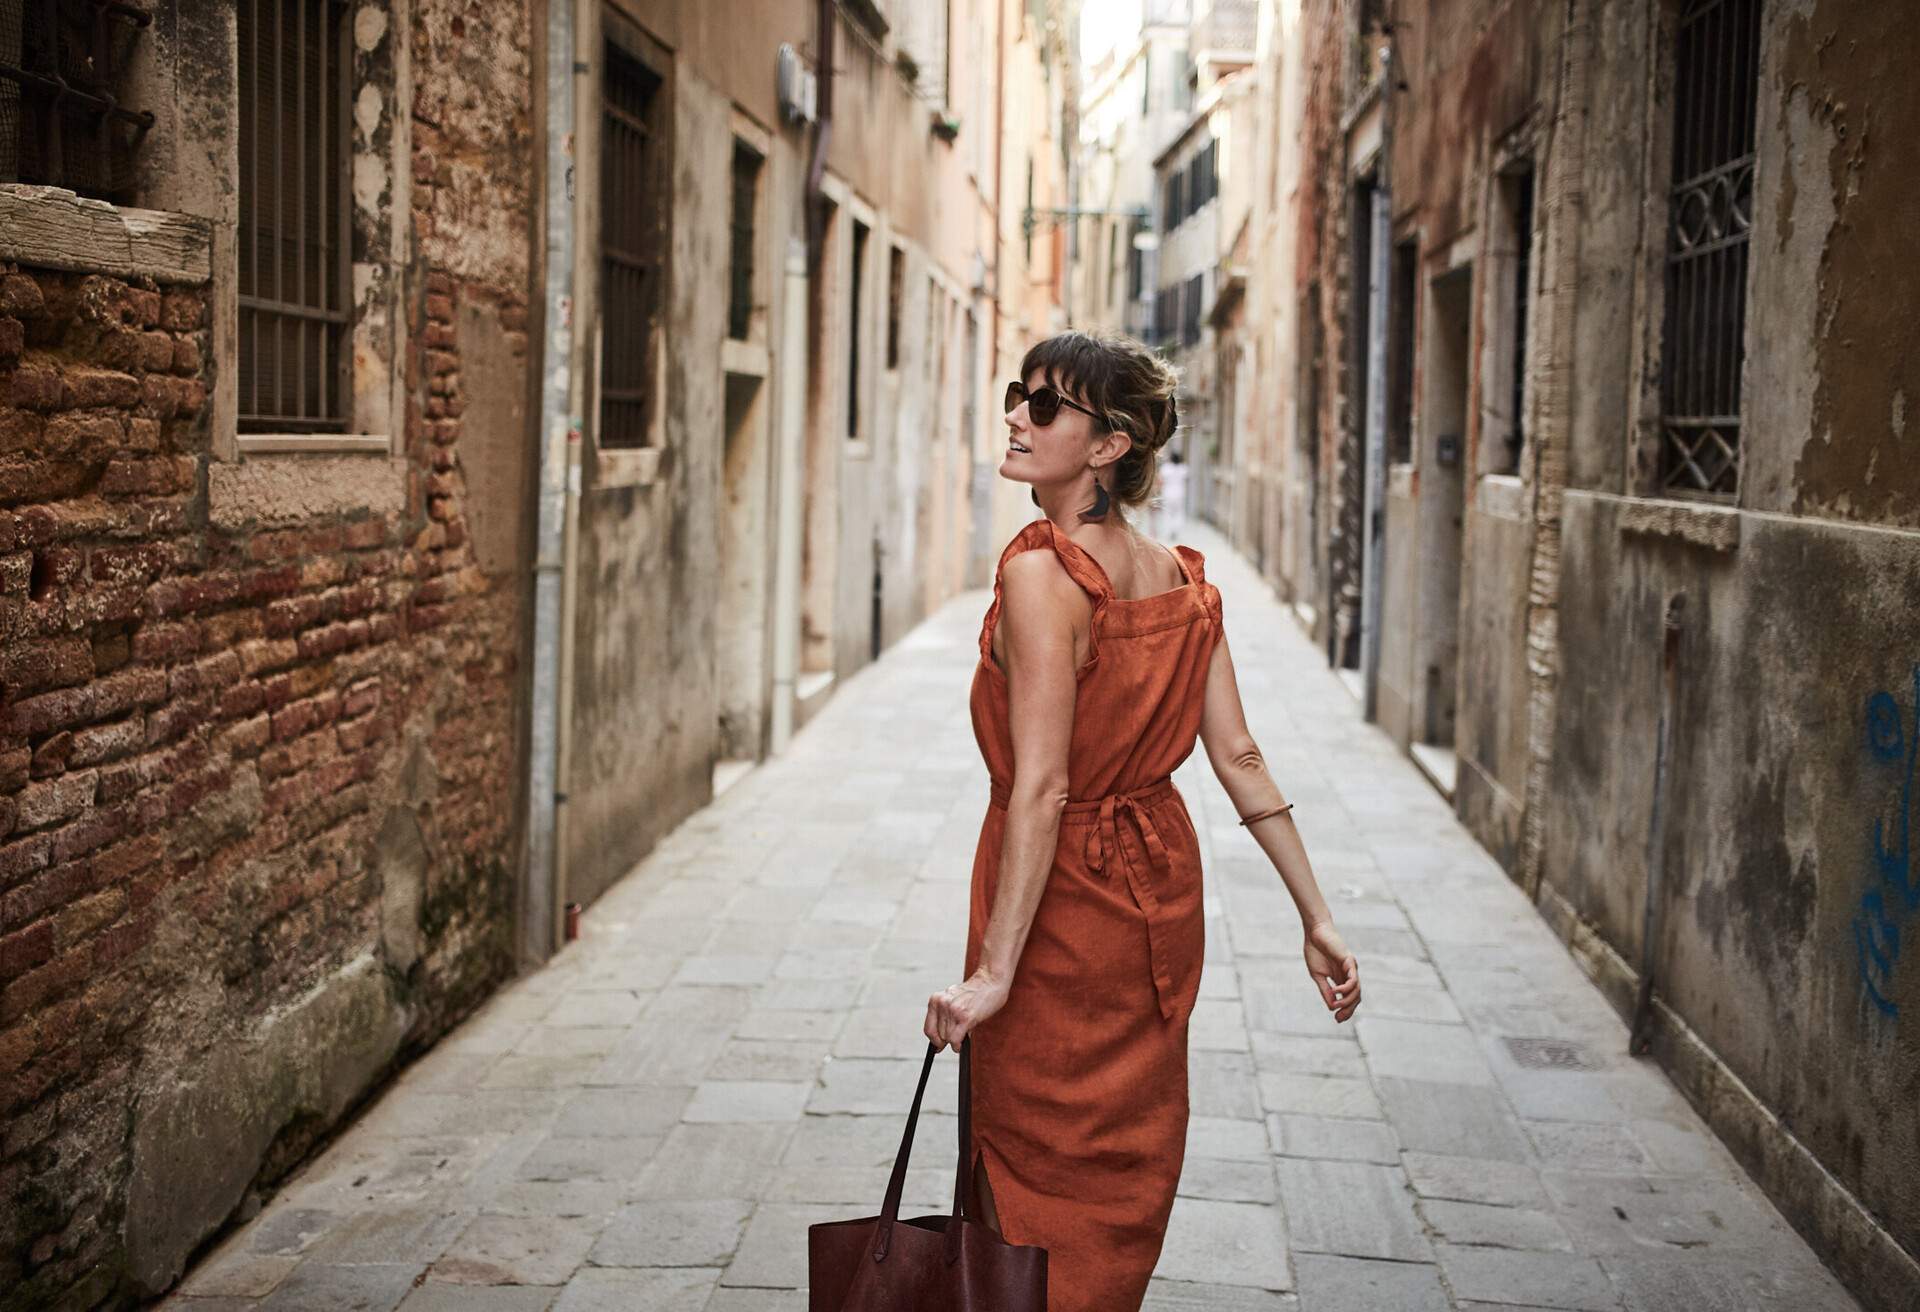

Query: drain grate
left=1503, top=1036, right=1600, bottom=1071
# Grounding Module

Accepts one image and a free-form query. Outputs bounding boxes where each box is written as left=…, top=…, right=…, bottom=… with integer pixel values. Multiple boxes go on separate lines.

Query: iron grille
left=728, top=140, right=761, bottom=342
left=0, top=0, right=154, bottom=203
left=600, top=38, right=665, bottom=449
left=237, top=0, right=351, bottom=433
left=1659, top=0, right=1760, bottom=496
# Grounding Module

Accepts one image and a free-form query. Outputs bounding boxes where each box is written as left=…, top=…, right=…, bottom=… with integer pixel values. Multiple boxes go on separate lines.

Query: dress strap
left=1174, top=544, right=1224, bottom=628
left=977, top=517, right=1113, bottom=676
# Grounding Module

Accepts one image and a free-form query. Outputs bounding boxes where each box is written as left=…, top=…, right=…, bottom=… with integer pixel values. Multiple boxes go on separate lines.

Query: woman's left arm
left=924, top=549, right=1081, bottom=1051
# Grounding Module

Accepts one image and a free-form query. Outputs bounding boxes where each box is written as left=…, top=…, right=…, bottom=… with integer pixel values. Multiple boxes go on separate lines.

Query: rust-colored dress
left=964, top=516, right=1225, bottom=1312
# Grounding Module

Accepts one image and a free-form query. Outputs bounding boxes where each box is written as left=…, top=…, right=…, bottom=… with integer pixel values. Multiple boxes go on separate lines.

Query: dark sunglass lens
left=1004, top=382, right=1024, bottom=415
left=1029, top=387, right=1060, bottom=425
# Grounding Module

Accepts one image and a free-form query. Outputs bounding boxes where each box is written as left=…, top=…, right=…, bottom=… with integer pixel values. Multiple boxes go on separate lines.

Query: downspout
left=1632, top=593, right=1684, bottom=1053
left=1519, top=0, right=1591, bottom=899
left=1357, top=42, right=1392, bottom=723
left=525, top=0, right=580, bottom=966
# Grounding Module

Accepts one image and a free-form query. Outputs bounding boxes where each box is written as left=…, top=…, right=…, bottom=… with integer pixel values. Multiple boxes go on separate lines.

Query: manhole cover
left=1503, top=1036, right=1599, bottom=1070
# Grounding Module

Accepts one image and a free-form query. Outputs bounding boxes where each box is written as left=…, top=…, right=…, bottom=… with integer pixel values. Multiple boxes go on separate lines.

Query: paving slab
left=177, top=526, right=1858, bottom=1311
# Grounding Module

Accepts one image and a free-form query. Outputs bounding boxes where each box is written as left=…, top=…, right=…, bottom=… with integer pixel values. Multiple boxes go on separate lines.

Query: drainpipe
left=525, top=0, right=580, bottom=967
left=1631, top=593, right=1684, bottom=1054
left=1357, top=42, right=1393, bottom=723
left=770, top=237, right=809, bottom=753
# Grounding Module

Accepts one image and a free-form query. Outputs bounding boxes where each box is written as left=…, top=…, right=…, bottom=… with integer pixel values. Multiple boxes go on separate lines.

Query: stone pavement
left=165, top=525, right=1861, bottom=1312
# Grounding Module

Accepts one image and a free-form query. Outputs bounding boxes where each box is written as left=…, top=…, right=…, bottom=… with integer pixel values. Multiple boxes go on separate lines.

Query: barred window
left=848, top=218, right=869, bottom=439
left=237, top=0, right=351, bottom=433
left=728, top=140, right=761, bottom=342
left=1181, top=272, right=1202, bottom=346
left=0, top=0, right=154, bottom=203
left=600, top=33, right=667, bottom=449
left=886, top=244, right=904, bottom=370
left=1659, top=0, right=1760, bottom=496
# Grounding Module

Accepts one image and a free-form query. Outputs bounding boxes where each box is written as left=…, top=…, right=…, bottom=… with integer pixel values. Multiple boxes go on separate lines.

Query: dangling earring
left=1030, top=488, right=1040, bottom=507
left=1079, top=474, right=1111, bottom=521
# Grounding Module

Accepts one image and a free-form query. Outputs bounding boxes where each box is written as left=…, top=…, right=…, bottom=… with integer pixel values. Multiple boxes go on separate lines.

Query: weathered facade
left=0, top=0, right=1066, bottom=1305
left=0, top=1, right=537, bottom=1303
left=1222, top=0, right=1920, bottom=1304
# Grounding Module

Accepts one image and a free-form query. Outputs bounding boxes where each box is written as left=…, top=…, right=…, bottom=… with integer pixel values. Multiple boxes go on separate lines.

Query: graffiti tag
left=1854, top=666, right=1919, bottom=1017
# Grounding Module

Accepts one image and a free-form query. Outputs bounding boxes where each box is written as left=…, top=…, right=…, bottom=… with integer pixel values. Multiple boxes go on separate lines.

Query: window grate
left=600, top=36, right=665, bottom=449
left=238, top=0, right=352, bottom=434
left=1181, top=272, right=1203, bottom=347
left=1659, top=0, right=1759, bottom=497
left=728, top=141, right=761, bottom=342
left=0, top=0, right=155, bottom=203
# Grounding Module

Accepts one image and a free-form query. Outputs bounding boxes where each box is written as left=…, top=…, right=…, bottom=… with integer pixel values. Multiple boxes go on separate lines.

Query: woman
left=924, top=330, right=1361, bottom=1312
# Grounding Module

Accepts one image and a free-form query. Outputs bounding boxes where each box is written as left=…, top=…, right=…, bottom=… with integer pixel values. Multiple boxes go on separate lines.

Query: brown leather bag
left=807, top=1037, right=1047, bottom=1311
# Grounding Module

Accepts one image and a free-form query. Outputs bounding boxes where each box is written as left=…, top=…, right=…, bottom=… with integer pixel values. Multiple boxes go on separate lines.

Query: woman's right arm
left=1197, top=626, right=1362, bottom=1023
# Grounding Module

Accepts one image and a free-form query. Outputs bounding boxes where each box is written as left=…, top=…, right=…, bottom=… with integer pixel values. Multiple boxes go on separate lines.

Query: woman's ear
left=1096, top=427, right=1135, bottom=469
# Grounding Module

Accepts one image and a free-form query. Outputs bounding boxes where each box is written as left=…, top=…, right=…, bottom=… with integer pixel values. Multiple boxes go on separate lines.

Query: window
left=1659, top=0, right=1759, bottom=496
left=848, top=218, right=869, bottom=439
left=1141, top=48, right=1151, bottom=116
left=1, top=0, right=153, bottom=202
left=886, top=245, right=905, bottom=370
left=1164, top=171, right=1185, bottom=231
left=1493, top=163, right=1534, bottom=475
left=1105, top=223, right=1118, bottom=308
left=1181, top=272, right=1203, bottom=346
left=599, top=33, right=667, bottom=448
left=237, top=0, right=351, bottom=434
left=1127, top=218, right=1145, bottom=301
left=1154, top=286, right=1176, bottom=345
left=1386, top=240, right=1416, bottom=463
left=728, top=140, right=762, bottom=341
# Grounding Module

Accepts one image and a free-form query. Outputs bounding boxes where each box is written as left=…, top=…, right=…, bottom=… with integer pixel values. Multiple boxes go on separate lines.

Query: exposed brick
left=0, top=919, right=54, bottom=981
left=92, top=832, right=162, bottom=885
left=14, top=772, right=98, bottom=832
left=90, top=543, right=173, bottom=586
left=1, top=941, right=90, bottom=1024
left=214, top=713, right=271, bottom=760
left=61, top=370, right=141, bottom=410
left=167, top=649, right=242, bottom=698
left=53, top=887, right=125, bottom=952
left=67, top=719, right=142, bottom=770
left=171, top=336, right=202, bottom=375
left=0, top=747, right=31, bottom=792
left=30, top=733, right=72, bottom=779
left=50, top=801, right=132, bottom=864
left=0, top=317, right=22, bottom=363
left=144, top=692, right=214, bottom=748
left=136, top=331, right=174, bottom=372
left=0, top=832, right=52, bottom=884
left=9, top=360, right=62, bottom=411
left=159, top=289, right=205, bottom=331
left=342, top=518, right=388, bottom=550
left=130, top=620, right=200, bottom=664
left=0, top=637, right=93, bottom=694
left=3, top=666, right=166, bottom=737
left=0, top=273, right=46, bottom=317
left=98, top=457, right=194, bottom=499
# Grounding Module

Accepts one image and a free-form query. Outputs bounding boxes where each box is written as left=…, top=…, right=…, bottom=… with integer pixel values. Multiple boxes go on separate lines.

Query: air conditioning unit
left=777, top=44, right=817, bottom=125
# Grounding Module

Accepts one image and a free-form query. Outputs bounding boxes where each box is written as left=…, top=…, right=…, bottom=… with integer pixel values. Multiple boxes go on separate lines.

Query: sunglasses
left=1005, top=380, right=1103, bottom=429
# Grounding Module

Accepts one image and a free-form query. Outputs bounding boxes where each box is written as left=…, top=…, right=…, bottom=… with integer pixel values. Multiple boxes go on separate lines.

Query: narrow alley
left=161, top=528, right=1858, bottom=1312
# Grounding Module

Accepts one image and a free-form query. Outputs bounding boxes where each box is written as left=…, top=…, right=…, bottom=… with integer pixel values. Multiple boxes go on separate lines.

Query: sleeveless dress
left=963, top=515, right=1226, bottom=1312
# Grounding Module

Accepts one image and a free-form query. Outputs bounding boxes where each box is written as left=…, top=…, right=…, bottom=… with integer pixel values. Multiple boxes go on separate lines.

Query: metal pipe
left=524, top=0, right=578, bottom=968
left=1632, top=592, right=1685, bottom=1054
left=770, top=238, right=810, bottom=753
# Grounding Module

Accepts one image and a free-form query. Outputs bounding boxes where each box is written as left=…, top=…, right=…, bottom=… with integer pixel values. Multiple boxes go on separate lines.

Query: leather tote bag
left=807, top=1036, right=1047, bottom=1311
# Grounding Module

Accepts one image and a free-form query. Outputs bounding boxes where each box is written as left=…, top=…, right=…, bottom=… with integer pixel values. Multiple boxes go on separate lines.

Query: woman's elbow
left=1222, top=736, right=1269, bottom=779
left=1008, top=774, right=1071, bottom=816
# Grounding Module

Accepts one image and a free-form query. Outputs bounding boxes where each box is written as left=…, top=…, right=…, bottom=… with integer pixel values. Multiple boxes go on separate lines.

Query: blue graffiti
left=1855, top=668, right=1918, bottom=1017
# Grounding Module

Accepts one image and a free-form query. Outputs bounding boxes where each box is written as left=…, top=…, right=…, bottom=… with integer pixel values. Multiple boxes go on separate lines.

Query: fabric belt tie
left=991, top=775, right=1182, bottom=1022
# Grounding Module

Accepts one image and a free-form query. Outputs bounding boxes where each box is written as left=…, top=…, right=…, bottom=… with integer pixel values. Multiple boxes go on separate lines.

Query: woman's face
left=1002, top=369, right=1100, bottom=485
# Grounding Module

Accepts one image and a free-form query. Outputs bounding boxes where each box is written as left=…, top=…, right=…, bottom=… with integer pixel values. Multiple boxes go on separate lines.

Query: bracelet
left=1237, top=802, right=1295, bottom=826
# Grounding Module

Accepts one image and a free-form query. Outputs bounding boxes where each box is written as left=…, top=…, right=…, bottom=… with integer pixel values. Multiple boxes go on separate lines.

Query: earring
left=1079, top=477, right=1111, bottom=521
left=1030, top=488, right=1040, bottom=507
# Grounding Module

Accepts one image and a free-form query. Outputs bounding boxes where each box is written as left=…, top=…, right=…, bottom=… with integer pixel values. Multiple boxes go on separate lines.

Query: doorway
left=1412, top=263, right=1472, bottom=791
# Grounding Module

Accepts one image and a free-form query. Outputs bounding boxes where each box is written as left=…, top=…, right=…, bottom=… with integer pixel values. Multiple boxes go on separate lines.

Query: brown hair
left=1020, top=330, right=1180, bottom=511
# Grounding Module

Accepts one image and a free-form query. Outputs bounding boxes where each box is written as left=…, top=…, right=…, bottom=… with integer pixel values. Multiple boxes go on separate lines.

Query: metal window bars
left=728, top=141, right=761, bottom=343
left=599, top=38, right=664, bottom=449
left=1659, top=0, right=1760, bottom=497
left=237, top=0, right=352, bottom=433
left=0, top=0, right=154, bottom=203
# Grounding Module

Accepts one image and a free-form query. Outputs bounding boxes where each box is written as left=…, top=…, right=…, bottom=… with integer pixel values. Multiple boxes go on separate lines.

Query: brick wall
left=0, top=2, right=534, bottom=1294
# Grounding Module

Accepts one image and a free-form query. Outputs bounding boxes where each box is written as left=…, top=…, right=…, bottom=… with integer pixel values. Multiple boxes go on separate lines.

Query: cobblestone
left=165, top=527, right=1860, bottom=1310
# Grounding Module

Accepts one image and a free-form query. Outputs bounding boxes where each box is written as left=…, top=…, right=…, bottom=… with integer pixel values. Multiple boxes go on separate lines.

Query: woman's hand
left=925, top=969, right=1012, bottom=1051
left=1304, top=921, right=1361, bottom=1022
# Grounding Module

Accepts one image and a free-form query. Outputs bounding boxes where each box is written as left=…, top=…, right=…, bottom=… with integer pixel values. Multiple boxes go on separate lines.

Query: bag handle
left=871, top=1036, right=977, bottom=1265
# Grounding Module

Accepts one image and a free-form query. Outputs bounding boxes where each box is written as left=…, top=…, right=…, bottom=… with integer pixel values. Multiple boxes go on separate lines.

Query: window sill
left=845, top=439, right=872, bottom=461
left=595, top=445, right=663, bottom=490
left=1475, top=472, right=1526, bottom=521
left=1618, top=495, right=1740, bottom=552
left=0, top=185, right=212, bottom=284
left=236, top=433, right=392, bottom=456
